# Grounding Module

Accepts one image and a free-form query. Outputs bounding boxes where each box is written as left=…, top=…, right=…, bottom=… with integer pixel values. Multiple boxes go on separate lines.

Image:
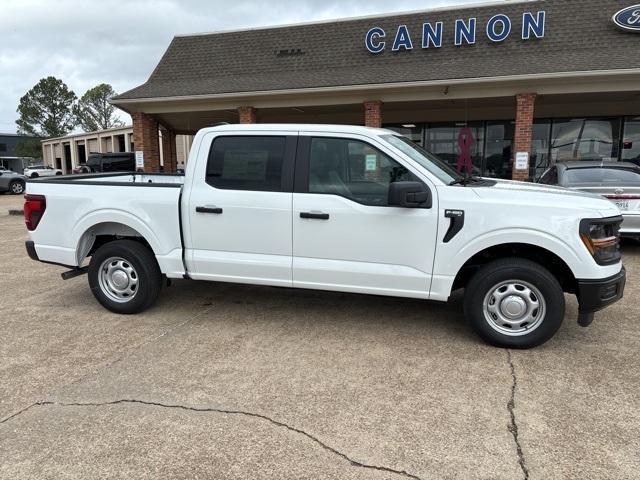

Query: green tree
left=16, top=76, right=77, bottom=137
left=74, top=83, right=124, bottom=132
left=15, top=138, right=43, bottom=160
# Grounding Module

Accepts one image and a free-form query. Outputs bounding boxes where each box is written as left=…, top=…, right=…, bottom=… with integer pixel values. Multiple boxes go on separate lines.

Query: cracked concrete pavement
left=1, top=193, right=640, bottom=479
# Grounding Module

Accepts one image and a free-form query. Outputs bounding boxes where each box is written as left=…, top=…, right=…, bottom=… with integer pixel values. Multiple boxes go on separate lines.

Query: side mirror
left=388, top=181, right=432, bottom=208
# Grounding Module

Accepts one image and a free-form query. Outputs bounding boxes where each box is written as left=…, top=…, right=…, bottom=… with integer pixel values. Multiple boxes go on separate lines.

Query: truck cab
left=24, top=124, right=626, bottom=348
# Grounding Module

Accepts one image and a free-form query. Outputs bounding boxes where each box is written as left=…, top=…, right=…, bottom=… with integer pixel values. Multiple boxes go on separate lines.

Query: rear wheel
left=88, top=239, right=162, bottom=314
left=9, top=180, right=24, bottom=194
left=464, top=258, right=565, bottom=348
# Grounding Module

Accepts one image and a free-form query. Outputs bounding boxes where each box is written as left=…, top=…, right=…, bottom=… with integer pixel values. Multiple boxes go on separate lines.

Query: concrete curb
left=8, top=209, right=24, bottom=216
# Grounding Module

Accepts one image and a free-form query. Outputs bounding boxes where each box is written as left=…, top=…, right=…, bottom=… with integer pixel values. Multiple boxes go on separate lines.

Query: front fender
left=447, top=228, right=587, bottom=278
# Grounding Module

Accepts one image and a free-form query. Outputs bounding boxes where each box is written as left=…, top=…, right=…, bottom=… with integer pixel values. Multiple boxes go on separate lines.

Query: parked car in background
left=85, top=153, right=136, bottom=173
left=23, top=165, right=62, bottom=178
left=538, top=161, right=640, bottom=239
left=72, top=164, right=92, bottom=174
left=0, top=170, right=27, bottom=194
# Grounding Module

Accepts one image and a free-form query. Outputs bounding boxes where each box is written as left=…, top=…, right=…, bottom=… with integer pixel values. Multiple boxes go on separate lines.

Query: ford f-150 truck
left=24, top=124, right=626, bottom=348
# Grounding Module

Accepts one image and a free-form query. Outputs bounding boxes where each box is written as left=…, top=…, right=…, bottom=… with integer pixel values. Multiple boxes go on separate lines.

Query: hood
left=472, top=179, right=621, bottom=218
left=484, top=178, right=603, bottom=199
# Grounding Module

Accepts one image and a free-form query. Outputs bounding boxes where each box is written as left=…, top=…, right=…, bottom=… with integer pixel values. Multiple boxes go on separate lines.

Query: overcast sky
left=0, top=0, right=481, bottom=134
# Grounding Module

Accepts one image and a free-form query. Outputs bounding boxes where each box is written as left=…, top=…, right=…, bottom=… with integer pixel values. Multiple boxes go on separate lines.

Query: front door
left=187, top=133, right=297, bottom=287
left=292, top=134, right=439, bottom=298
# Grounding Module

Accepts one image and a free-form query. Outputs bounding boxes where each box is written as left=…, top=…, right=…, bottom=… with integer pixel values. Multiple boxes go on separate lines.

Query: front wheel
left=88, top=239, right=162, bottom=314
left=464, top=258, right=565, bottom=349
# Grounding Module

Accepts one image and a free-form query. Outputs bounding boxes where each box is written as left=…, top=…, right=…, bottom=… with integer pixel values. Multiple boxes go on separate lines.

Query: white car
left=23, top=165, right=63, bottom=178
left=23, top=124, right=626, bottom=348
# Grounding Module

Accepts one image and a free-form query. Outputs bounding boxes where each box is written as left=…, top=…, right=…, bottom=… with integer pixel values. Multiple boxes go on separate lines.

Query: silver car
left=539, top=161, right=640, bottom=239
left=0, top=169, right=27, bottom=195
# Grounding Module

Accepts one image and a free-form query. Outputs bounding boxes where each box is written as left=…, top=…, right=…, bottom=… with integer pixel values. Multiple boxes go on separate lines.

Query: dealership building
left=111, top=0, right=640, bottom=181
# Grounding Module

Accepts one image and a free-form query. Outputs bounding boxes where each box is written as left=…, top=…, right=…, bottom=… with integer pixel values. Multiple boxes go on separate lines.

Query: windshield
left=382, top=135, right=462, bottom=184
left=565, top=167, right=640, bottom=184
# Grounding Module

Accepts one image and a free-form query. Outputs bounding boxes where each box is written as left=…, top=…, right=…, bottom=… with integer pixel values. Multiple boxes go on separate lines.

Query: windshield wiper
left=449, top=174, right=483, bottom=186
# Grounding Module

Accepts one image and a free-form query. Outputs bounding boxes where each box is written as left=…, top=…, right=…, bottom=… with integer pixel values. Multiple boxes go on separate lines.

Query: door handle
left=196, top=206, right=223, bottom=214
left=300, top=212, right=330, bottom=220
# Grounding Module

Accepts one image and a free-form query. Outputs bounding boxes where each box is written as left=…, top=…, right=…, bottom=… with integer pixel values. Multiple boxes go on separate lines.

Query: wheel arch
left=452, top=242, right=578, bottom=294
left=73, top=211, right=162, bottom=265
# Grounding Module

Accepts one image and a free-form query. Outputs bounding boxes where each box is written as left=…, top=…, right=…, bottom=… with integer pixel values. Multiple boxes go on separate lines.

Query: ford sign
left=612, top=5, right=640, bottom=32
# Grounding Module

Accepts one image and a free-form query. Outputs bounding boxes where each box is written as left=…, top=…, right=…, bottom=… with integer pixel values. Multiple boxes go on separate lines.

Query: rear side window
left=565, top=168, right=640, bottom=184
left=206, top=136, right=286, bottom=191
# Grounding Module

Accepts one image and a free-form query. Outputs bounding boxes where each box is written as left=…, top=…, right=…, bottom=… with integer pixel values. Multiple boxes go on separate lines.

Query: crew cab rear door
left=184, top=130, right=297, bottom=287
left=291, top=132, right=439, bottom=298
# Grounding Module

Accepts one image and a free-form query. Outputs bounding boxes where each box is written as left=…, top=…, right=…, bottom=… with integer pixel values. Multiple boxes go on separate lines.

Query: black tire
left=30, top=172, right=39, bottom=178
left=463, top=258, right=565, bottom=349
left=55, top=171, right=62, bottom=175
left=88, top=239, right=162, bottom=314
left=9, top=180, right=25, bottom=195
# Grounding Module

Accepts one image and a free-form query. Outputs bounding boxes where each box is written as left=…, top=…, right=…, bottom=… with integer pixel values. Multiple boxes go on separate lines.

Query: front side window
left=308, top=137, right=418, bottom=206
left=206, top=136, right=286, bottom=191
left=383, top=134, right=462, bottom=184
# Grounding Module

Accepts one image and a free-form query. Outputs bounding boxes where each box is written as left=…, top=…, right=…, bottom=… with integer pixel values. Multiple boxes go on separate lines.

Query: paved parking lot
left=1, top=192, right=639, bottom=479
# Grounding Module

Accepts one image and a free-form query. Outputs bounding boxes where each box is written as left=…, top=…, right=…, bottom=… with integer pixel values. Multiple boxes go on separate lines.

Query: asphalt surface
left=1, top=192, right=639, bottom=479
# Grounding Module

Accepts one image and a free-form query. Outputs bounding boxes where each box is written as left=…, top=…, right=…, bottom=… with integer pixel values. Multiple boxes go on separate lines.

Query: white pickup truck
left=24, top=124, right=626, bottom=348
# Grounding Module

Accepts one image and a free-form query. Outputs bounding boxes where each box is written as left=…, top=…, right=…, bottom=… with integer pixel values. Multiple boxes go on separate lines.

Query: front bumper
left=575, top=267, right=626, bottom=326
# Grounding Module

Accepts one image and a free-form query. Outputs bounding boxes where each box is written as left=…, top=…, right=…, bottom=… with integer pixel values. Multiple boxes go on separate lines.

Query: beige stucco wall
left=41, top=126, right=192, bottom=173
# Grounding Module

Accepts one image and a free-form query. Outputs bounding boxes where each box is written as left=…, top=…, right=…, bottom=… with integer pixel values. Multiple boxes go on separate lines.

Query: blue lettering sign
left=392, top=25, right=414, bottom=51
left=455, top=18, right=477, bottom=46
left=522, top=11, right=546, bottom=39
left=365, top=27, right=386, bottom=53
left=422, top=21, right=443, bottom=48
left=364, top=10, right=546, bottom=53
left=612, top=5, right=640, bottom=32
left=487, top=14, right=512, bottom=42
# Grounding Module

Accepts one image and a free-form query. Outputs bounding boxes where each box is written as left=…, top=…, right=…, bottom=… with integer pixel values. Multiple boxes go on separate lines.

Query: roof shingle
left=114, top=0, right=640, bottom=101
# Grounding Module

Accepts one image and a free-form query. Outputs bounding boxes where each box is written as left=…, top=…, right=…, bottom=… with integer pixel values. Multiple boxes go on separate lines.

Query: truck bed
left=26, top=173, right=186, bottom=277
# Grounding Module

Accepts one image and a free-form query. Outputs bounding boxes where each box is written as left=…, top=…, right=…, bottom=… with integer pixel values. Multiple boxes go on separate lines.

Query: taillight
left=24, top=194, right=46, bottom=231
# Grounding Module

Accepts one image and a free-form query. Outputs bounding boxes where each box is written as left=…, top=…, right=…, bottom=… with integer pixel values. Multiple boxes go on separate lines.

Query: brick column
left=364, top=100, right=383, bottom=128
left=132, top=112, right=160, bottom=172
left=161, top=128, right=178, bottom=173
left=238, top=106, right=257, bottom=124
left=512, top=93, right=537, bottom=182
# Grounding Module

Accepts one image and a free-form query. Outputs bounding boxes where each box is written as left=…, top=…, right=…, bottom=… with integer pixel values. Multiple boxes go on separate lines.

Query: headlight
left=579, top=217, right=622, bottom=266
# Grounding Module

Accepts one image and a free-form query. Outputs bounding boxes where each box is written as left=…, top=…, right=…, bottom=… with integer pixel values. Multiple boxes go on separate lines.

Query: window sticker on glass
left=365, top=154, right=378, bottom=171
left=222, top=151, right=268, bottom=181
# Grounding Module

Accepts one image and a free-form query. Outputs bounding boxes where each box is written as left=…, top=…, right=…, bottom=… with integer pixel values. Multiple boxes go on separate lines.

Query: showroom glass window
left=531, top=120, right=552, bottom=180
left=424, top=122, right=484, bottom=175
left=622, top=117, right=640, bottom=167
left=206, top=136, right=286, bottom=191
left=484, top=121, right=514, bottom=179
left=550, top=118, right=622, bottom=163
